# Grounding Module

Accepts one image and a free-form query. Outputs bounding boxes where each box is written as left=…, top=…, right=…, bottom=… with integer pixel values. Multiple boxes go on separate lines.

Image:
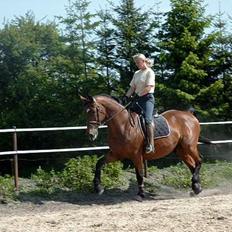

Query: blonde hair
left=132, top=53, right=154, bottom=68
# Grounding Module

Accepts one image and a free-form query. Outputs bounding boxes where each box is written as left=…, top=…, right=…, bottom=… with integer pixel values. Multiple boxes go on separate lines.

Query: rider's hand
left=122, top=95, right=129, bottom=105
left=131, top=94, right=139, bottom=103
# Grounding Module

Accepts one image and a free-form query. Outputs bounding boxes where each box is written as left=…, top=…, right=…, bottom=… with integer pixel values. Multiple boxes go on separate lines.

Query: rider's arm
left=125, top=86, right=135, bottom=98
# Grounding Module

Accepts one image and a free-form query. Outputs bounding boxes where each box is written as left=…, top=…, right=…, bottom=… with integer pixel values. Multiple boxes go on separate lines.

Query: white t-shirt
left=129, top=68, right=155, bottom=96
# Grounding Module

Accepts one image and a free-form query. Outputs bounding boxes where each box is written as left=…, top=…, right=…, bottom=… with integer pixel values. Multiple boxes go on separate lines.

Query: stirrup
left=145, top=144, right=154, bottom=153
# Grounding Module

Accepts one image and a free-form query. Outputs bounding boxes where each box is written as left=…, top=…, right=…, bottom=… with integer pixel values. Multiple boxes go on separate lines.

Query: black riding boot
left=145, top=124, right=155, bottom=153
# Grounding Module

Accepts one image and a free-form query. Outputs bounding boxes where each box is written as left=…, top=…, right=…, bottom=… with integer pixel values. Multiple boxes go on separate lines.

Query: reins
left=100, top=100, right=132, bottom=126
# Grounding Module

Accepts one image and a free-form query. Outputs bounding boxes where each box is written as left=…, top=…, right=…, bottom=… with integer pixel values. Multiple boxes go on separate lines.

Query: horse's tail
left=187, top=107, right=213, bottom=145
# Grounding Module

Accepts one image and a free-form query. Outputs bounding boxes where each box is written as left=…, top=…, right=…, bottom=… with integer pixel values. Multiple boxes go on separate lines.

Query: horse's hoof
left=134, top=195, right=143, bottom=202
left=94, top=185, right=104, bottom=195
left=192, top=183, right=202, bottom=195
left=98, top=188, right=104, bottom=195
left=190, top=191, right=198, bottom=197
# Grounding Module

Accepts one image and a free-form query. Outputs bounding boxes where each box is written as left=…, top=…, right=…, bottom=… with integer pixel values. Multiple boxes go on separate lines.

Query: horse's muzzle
left=88, top=128, right=98, bottom=141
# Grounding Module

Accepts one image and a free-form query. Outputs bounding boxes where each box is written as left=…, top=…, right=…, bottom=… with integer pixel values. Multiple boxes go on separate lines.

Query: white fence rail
left=0, top=125, right=107, bottom=133
left=200, top=121, right=232, bottom=125
left=0, top=121, right=232, bottom=190
left=0, top=125, right=109, bottom=156
left=0, top=146, right=110, bottom=156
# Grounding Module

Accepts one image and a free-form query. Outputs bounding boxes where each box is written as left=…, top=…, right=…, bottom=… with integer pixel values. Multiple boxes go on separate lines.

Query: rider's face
left=135, top=58, right=146, bottom=70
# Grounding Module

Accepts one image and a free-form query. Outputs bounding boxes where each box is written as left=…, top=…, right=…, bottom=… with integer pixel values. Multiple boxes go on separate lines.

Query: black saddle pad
left=153, top=115, right=171, bottom=139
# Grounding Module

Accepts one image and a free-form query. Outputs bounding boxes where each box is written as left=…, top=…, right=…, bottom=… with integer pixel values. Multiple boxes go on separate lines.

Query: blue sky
left=0, top=0, right=231, bottom=27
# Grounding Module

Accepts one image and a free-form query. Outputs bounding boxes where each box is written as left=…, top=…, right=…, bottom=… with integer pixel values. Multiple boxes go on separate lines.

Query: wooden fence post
left=13, top=126, right=19, bottom=191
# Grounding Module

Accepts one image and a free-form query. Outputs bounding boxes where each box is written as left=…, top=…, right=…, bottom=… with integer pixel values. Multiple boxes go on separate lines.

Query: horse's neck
left=107, top=110, right=129, bottom=130
left=102, top=100, right=130, bottom=133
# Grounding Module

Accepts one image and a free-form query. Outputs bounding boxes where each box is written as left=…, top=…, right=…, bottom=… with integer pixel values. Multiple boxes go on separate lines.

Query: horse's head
left=80, top=95, right=106, bottom=141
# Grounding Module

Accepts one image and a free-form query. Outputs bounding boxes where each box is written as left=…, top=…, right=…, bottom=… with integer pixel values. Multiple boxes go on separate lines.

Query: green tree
left=59, top=0, right=99, bottom=93
left=108, top=0, right=160, bottom=93
left=95, top=9, right=117, bottom=94
left=158, top=0, right=217, bottom=111
left=196, top=10, right=232, bottom=119
left=0, top=12, right=67, bottom=128
left=0, top=12, right=91, bottom=169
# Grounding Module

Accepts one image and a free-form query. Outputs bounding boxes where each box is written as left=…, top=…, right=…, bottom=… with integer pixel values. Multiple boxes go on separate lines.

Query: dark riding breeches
left=132, top=93, right=155, bottom=125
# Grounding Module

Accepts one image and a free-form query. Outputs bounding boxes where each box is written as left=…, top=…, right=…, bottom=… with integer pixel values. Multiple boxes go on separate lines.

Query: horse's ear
left=80, top=94, right=96, bottom=104
left=79, top=94, right=88, bottom=102
left=86, top=94, right=97, bottom=103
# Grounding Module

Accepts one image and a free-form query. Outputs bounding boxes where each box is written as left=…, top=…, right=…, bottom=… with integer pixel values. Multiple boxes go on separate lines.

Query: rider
left=124, top=53, right=156, bottom=153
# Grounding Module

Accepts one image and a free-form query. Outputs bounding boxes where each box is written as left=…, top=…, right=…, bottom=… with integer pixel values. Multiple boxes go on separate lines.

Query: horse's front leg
left=93, top=156, right=106, bottom=195
left=93, top=151, right=118, bottom=195
left=135, top=168, right=145, bottom=198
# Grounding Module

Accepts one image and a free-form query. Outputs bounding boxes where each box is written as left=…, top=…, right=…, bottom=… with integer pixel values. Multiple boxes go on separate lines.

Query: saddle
left=127, top=106, right=170, bottom=140
left=138, top=114, right=171, bottom=139
left=127, top=99, right=170, bottom=139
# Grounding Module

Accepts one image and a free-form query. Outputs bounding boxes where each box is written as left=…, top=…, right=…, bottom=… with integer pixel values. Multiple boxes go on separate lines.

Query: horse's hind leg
left=135, top=168, right=145, bottom=198
left=176, top=146, right=202, bottom=195
left=133, top=155, right=145, bottom=198
left=191, top=160, right=202, bottom=194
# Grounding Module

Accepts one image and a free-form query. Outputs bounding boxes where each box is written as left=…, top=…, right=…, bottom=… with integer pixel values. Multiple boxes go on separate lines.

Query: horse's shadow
left=17, top=182, right=145, bottom=206
left=17, top=179, right=192, bottom=206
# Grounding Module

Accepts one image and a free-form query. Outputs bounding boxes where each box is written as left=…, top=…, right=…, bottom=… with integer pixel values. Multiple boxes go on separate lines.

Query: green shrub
left=32, top=155, right=124, bottom=193
left=30, top=159, right=232, bottom=195
left=31, top=167, right=61, bottom=194
left=201, top=161, right=232, bottom=187
left=0, top=175, right=16, bottom=200
left=101, top=161, right=124, bottom=188
left=61, top=156, right=98, bottom=192
left=160, top=163, right=191, bottom=189
left=150, top=161, right=232, bottom=189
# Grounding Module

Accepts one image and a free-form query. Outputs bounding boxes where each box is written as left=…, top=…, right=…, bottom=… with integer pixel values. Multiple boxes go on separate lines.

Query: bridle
left=88, top=100, right=131, bottom=127
left=88, top=103, right=105, bottom=126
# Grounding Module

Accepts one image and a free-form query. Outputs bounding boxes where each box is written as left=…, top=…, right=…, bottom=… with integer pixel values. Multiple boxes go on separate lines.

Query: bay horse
left=80, top=94, right=203, bottom=198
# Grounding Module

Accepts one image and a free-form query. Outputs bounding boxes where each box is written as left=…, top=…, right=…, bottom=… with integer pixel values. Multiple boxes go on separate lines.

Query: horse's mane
left=95, top=94, right=122, bottom=105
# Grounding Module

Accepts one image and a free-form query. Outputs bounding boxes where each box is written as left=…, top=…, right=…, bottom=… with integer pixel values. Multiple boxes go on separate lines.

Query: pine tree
left=108, top=0, right=160, bottom=92
left=158, top=0, right=217, bottom=110
left=196, top=9, right=232, bottom=119
left=59, top=0, right=99, bottom=81
left=95, top=9, right=117, bottom=93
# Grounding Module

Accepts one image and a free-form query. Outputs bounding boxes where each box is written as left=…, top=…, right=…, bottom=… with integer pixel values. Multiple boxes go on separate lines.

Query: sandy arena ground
left=0, top=187, right=232, bottom=232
